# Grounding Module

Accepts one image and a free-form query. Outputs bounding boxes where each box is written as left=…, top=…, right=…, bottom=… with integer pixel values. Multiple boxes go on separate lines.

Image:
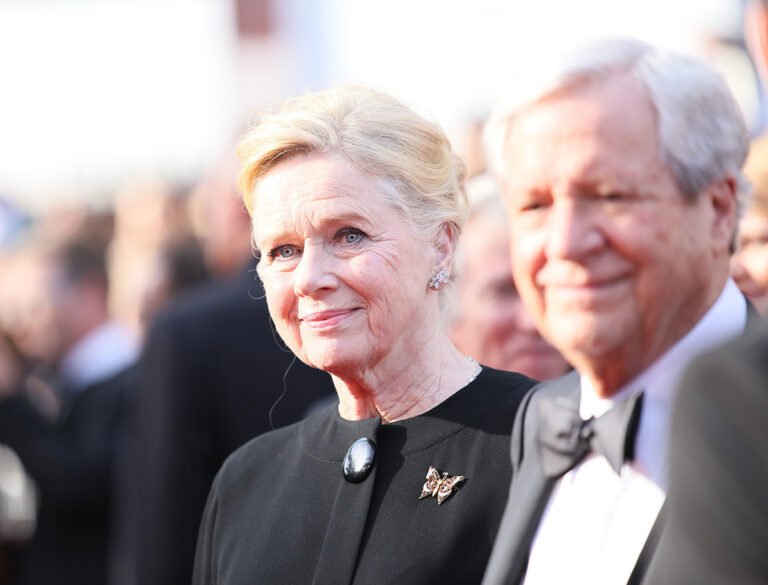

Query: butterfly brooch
left=418, top=466, right=465, bottom=505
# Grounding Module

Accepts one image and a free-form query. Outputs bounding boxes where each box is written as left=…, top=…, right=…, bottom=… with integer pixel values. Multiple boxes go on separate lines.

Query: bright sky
left=0, top=0, right=239, bottom=210
left=0, top=0, right=750, bottom=211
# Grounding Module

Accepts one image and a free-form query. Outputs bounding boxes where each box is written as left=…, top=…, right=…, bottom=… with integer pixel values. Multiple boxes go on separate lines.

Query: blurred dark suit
left=0, top=367, right=132, bottom=585
left=644, top=323, right=768, bottom=585
left=113, top=263, right=334, bottom=585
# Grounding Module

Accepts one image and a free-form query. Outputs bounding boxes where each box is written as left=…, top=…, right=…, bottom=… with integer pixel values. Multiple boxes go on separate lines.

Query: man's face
left=499, top=73, right=731, bottom=393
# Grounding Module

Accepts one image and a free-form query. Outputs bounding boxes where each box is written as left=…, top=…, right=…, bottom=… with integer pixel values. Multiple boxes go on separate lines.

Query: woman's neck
left=333, top=338, right=480, bottom=423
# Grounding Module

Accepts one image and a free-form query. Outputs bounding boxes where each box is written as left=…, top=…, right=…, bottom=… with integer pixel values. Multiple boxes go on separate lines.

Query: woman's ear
left=433, top=222, right=459, bottom=272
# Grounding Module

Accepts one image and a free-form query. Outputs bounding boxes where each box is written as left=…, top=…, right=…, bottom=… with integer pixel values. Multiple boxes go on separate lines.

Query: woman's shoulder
left=429, top=365, right=537, bottom=436
left=477, top=365, right=538, bottom=391
left=215, top=402, right=337, bottom=488
left=471, top=365, right=538, bottom=409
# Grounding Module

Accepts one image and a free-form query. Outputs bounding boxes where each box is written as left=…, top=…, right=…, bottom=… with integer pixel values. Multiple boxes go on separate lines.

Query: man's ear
left=707, top=175, right=739, bottom=255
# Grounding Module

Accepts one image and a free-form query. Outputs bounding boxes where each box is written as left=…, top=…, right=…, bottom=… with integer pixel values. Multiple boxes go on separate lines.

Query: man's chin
left=547, top=323, right=629, bottom=364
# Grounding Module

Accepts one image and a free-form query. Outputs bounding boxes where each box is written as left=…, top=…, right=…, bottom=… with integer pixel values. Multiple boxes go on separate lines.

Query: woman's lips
left=299, top=309, right=359, bottom=329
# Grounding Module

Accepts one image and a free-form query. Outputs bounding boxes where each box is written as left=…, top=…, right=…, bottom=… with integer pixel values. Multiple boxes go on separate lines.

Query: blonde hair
left=237, top=86, right=467, bottom=244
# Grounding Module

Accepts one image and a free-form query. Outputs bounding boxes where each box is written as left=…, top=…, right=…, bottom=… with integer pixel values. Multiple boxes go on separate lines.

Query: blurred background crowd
left=0, top=0, right=767, bottom=584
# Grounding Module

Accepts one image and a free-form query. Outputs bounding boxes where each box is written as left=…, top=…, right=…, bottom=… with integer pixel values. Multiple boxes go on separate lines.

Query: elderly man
left=481, top=38, right=752, bottom=585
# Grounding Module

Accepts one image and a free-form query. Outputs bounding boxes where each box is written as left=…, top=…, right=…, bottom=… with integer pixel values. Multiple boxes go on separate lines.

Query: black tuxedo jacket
left=481, top=371, right=583, bottom=585
left=482, top=371, right=663, bottom=585
left=0, top=367, right=132, bottom=585
left=113, top=263, right=335, bottom=585
left=483, top=301, right=762, bottom=585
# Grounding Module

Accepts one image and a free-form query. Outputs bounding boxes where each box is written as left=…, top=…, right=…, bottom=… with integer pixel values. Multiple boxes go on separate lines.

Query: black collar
left=298, top=367, right=513, bottom=461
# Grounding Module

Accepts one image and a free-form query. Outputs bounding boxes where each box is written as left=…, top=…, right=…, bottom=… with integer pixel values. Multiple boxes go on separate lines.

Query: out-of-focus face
left=499, top=73, right=732, bottom=393
left=731, top=210, right=768, bottom=314
left=252, top=154, right=438, bottom=377
left=451, top=219, right=569, bottom=380
left=46, top=264, right=101, bottom=362
left=0, top=251, right=58, bottom=362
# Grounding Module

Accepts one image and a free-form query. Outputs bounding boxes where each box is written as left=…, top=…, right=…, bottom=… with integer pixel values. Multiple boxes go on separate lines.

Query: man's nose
left=544, top=199, right=603, bottom=261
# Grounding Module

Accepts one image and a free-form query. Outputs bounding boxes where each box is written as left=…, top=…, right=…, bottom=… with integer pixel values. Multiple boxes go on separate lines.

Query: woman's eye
left=337, top=228, right=364, bottom=244
left=269, top=245, right=299, bottom=260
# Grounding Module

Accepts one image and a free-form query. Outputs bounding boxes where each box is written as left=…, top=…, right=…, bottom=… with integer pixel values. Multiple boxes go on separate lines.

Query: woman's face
left=252, top=154, right=439, bottom=376
left=731, top=210, right=768, bottom=314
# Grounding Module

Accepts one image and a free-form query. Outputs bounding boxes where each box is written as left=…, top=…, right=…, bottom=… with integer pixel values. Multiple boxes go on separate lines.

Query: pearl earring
left=428, top=267, right=449, bottom=290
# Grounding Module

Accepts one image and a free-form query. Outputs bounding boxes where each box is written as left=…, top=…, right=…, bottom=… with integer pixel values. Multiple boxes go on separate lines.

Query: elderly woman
left=731, top=135, right=768, bottom=314
left=192, top=87, right=535, bottom=584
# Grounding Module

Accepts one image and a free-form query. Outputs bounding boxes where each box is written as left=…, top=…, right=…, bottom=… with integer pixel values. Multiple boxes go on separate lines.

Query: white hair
left=485, top=38, right=750, bottom=213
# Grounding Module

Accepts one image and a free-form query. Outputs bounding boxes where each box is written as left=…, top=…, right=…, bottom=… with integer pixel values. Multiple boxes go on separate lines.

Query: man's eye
left=518, top=197, right=549, bottom=212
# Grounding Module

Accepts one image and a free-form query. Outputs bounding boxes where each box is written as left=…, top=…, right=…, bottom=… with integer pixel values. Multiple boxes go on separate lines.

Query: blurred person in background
left=457, top=117, right=490, bottom=180
left=450, top=173, right=570, bottom=380
left=643, top=3, right=768, bottom=583
left=731, top=135, right=768, bottom=314
left=644, top=322, right=768, bottom=585
left=0, top=334, right=36, bottom=585
left=189, top=152, right=260, bottom=279
left=0, top=200, right=28, bottom=250
left=113, top=151, right=335, bottom=585
left=110, top=180, right=197, bottom=337
left=731, top=0, right=768, bottom=317
left=138, top=234, right=211, bottom=327
left=0, top=234, right=138, bottom=585
left=746, top=0, right=768, bottom=85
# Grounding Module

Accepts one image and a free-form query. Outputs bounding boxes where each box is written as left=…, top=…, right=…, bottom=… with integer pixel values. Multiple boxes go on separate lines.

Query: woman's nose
left=293, top=242, right=338, bottom=297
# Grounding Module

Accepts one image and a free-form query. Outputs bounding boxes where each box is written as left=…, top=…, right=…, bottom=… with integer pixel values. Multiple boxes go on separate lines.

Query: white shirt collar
left=60, top=321, right=139, bottom=391
left=579, top=278, right=747, bottom=486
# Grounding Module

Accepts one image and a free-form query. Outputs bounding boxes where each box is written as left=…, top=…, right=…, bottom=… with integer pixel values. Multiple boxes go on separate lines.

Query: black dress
left=193, top=367, right=534, bottom=585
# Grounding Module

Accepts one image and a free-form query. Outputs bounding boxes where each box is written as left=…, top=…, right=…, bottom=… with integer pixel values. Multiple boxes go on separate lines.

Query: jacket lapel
left=483, top=372, right=580, bottom=585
